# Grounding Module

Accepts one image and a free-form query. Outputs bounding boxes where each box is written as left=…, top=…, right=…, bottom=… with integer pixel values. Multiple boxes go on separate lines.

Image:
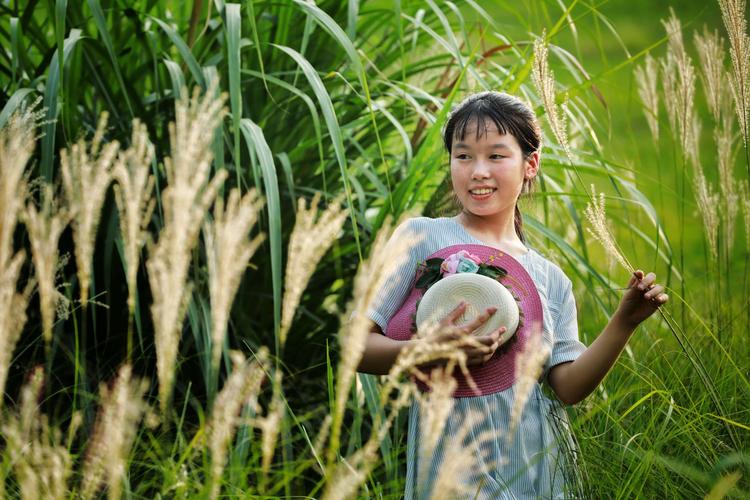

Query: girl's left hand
left=615, top=269, right=669, bottom=328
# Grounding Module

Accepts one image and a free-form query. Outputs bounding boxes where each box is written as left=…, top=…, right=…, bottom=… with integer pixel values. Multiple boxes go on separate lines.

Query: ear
left=524, top=151, right=540, bottom=180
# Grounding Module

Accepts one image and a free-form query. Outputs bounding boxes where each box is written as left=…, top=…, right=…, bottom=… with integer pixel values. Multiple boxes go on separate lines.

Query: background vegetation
left=0, top=0, right=748, bottom=497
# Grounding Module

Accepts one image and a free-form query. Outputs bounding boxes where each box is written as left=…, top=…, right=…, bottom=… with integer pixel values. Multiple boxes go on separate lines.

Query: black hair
left=442, top=91, right=541, bottom=243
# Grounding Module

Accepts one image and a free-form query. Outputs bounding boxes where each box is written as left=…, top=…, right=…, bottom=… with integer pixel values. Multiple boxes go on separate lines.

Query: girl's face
left=450, top=119, right=539, bottom=218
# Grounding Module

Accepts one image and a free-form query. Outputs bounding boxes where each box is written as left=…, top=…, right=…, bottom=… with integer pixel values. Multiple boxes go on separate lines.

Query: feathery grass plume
left=321, top=381, right=416, bottom=500
left=280, top=192, right=348, bottom=346
left=692, top=162, right=721, bottom=261
left=2, top=367, right=74, bottom=500
left=0, top=106, right=39, bottom=408
left=694, top=27, right=728, bottom=122
left=716, top=110, right=739, bottom=251
left=634, top=53, right=660, bottom=143
left=79, top=364, right=150, bottom=500
left=583, top=186, right=632, bottom=272
left=506, top=322, right=550, bottom=449
left=23, top=185, right=70, bottom=344
left=205, top=348, right=269, bottom=500
left=718, top=0, right=750, bottom=150
left=428, top=410, right=497, bottom=500
left=661, top=10, right=699, bottom=164
left=415, top=366, right=456, bottom=483
left=60, top=112, right=118, bottom=304
left=146, top=86, right=228, bottom=415
left=112, top=119, right=156, bottom=318
left=327, top=217, right=423, bottom=467
left=532, top=33, right=571, bottom=159
left=204, top=188, right=264, bottom=375
left=258, top=371, right=285, bottom=477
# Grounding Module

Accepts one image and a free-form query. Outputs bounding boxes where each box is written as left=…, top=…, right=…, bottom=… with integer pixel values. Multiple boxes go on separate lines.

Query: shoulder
left=526, top=248, right=573, bottom=301
left=391, top=216, right=448, bottom=238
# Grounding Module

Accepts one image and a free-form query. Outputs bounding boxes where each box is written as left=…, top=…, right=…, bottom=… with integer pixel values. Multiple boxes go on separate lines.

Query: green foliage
left=0, top=0, right=747, bottom=497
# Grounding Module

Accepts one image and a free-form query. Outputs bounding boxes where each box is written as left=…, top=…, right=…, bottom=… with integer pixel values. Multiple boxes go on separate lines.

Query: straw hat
left=385, top=244, right=543, bottom=396
left=416, top=272, right=520, bottom=344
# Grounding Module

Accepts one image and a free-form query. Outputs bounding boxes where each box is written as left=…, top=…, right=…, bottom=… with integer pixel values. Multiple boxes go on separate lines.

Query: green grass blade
left=163, top=58, right=186, bottom=99
left=276, top=152, right=296, bottom=203
left=272, top=43, right=362, bottom=260
left=239, top=118, right=282, bottom=355
left=86, top=0, right=134, bottom=116
left=10, top=17, right=19, bottom=87
left=41, top=28, right=83, bottom=182
left=292, top=0, right=363, bottom=77
left=203, top=65, right=226, bottom=176
left=347, top=0, right=359, bottom=40
left=152, top=16, right=206, bottom=89
left=225, top=3, right=242, bottom=188
left=55, top=0, right=67, bottom=95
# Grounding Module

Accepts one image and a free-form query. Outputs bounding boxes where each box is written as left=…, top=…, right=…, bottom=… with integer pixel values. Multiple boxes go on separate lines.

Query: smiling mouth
left=469, top=188, right=496, bottom=195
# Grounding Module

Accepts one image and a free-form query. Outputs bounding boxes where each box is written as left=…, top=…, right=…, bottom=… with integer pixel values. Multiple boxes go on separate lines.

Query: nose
left=471, top=159, right=491, bottom=180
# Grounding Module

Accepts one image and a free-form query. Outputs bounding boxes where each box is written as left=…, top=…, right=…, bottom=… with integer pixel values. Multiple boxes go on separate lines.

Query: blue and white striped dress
left=367, top=216, right=587, bottom=499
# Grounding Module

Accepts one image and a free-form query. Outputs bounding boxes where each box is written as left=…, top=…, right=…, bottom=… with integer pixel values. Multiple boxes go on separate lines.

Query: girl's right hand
left=431, top=301, right=507, bottom=366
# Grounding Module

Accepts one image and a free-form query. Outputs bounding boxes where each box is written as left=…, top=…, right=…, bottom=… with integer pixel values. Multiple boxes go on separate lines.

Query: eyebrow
left=453, top=142, right=512, bottom=150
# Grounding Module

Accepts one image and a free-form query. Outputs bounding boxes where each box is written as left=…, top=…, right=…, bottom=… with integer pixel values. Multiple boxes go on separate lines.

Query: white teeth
left=470, top=188, right=495, bottom=195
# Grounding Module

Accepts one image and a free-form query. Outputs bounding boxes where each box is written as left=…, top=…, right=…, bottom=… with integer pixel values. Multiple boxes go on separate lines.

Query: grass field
left=0, top=0, right=748, bottom=497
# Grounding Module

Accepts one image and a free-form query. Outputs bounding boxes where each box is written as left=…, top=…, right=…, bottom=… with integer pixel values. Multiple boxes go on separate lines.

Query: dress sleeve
left=543, top=271, right=587, bottom=381
left=365, top=218, right=426, bottom=333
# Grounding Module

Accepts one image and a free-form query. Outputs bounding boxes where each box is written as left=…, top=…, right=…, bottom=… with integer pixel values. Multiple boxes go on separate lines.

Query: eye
left=490, top=154, right=506, bottom=160
left=455, top=153, right=470, bottom=160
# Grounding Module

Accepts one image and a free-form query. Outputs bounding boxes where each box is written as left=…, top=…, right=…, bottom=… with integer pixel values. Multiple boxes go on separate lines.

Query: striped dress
left=366, top=216, right=587, bottom=499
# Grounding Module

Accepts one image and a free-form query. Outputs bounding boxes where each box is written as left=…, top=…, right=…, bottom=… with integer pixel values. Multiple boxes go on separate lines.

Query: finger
left=643, top=284, right=664, bottom=300
left=442, top=301, right=467, bottom=325
left=460, top=306, right=498, bottom=333
left=628, top=270, right=642, bottom=288
left=638, top=272, right=656, bottom=290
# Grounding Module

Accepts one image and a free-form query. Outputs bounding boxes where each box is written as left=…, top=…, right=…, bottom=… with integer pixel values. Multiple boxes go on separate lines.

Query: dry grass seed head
left=583, top=186, right=631, bottom=272
left=206, top=348, right=269, bottom=500
left=661, top=11, right=699, bottom=164
left=694, top=26, right=728, bottom=122
left=60, top=112, right=119, bottom=304
left=718, top=0, right=750, bottom=147
left=506, top=322, right=550, bottom=449
left=532, top=33, right=571, bottom=159
left=715, top=109, right=739, bottom=251
left=280, top=192, right=348, bottom=346
left=634, top=53, right=660, bottom=143
left=427, top=409, right=498, bottom=500
left=80, top=364, right=150, bottom=500
left=146, top=85, right=228, bottom=415
left=112, top=119, right=156, bottom=313
left=415, top=366, right=456, bottom=474
left=331, top=217, right=423, bottom=450
left=2, top=367, right=73, bottom=500
left=23, top=185, right=70, bottom=344
left=692, top=162, right=721, bottom=261
left=204, top=188, right=265, bottom=375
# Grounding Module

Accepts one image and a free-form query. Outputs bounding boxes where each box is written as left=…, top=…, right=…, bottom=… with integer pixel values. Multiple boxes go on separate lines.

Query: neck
left=457, top=207, right=522, bottom=246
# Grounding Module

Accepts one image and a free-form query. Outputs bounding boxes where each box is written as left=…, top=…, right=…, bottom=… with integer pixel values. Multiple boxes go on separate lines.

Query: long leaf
left=240, top=118, right=282, bottom=355
left=225, top=3, right=242, bottom=187
left=41, top=28, right=83, bottom=182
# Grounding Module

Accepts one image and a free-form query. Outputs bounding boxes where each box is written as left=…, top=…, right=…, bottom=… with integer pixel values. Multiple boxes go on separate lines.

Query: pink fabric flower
left=440, top=250, right=482, bottom=275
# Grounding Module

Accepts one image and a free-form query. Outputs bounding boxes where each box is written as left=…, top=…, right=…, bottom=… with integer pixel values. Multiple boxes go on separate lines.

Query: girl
left=357, top=91, right=668, bottom=499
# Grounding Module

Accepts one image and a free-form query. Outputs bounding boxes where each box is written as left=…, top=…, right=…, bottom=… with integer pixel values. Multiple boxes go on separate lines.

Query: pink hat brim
left=385, top=244, right=543, bottom=397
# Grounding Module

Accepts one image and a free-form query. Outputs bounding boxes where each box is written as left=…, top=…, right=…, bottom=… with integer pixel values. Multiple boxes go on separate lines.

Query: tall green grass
left=0, top=0, right=747, bottom=497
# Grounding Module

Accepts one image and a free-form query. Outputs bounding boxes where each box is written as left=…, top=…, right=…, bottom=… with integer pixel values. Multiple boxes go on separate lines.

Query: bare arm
left=357, top=326, right=416, bottom=375
left=548, top=270, right=669, bottom=405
